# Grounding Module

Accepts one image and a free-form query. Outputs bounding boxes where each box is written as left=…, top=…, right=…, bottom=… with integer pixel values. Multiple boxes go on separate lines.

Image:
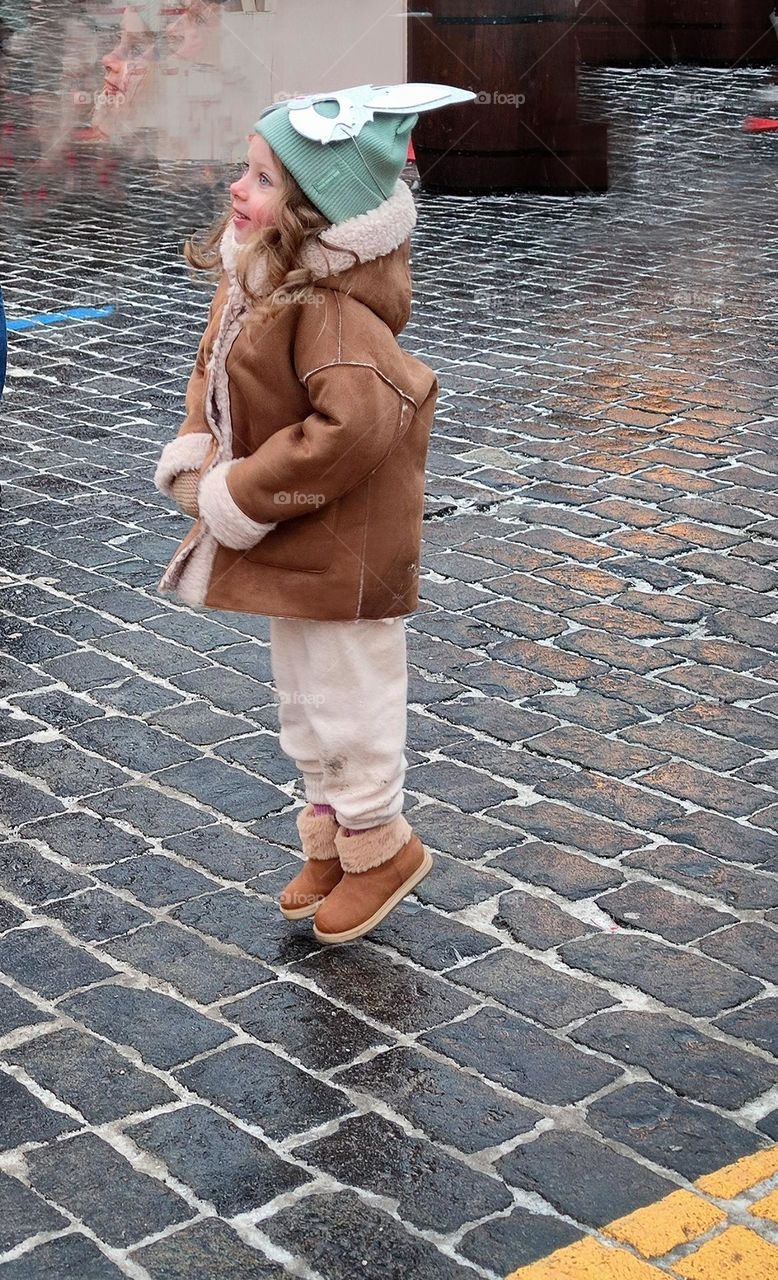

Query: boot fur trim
left=335, top=813, right=413, bottom=873
left=296, top=803, right=340, bottom=860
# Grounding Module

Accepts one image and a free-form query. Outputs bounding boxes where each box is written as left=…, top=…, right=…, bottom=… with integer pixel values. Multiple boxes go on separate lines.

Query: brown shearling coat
left=153, top=180, right=438, bottom=621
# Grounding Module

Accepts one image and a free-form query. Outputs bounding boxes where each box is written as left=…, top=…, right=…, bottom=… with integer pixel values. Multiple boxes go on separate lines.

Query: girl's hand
left=170, top=470, right=200, bottom=518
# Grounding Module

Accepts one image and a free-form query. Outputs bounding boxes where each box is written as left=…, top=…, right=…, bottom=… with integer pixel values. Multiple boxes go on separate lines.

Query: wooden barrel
left=408, top=0, right=608, bottom=193
left=648, top=1, right=777, bottom=64
left=575, top=1, right=658, bottom=65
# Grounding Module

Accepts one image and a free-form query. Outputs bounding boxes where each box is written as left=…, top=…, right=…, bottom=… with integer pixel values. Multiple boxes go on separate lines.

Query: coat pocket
left=243, top=498, right=340, bottom=574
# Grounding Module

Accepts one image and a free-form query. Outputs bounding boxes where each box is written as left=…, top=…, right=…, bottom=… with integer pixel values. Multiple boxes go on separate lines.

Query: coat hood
left=220, top=178, right=417, bottom=336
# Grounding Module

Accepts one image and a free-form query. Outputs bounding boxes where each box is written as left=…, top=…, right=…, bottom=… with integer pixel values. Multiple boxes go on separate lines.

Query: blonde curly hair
left=184, top=147, right=357, bottom=316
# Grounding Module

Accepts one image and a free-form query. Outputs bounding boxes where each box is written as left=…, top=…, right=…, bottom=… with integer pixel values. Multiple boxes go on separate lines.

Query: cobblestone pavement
left=1, top=6, right=778, bottom=1277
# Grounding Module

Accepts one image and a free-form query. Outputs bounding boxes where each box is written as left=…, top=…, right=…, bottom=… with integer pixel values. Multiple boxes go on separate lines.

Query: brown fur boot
left=313, top=814, right=433, bottom=944
left=278, top=804, right=343, bottom=920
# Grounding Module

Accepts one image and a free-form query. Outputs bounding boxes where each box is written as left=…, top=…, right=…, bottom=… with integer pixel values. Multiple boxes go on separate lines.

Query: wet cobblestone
left=1, top=5, right=777, bottom=1277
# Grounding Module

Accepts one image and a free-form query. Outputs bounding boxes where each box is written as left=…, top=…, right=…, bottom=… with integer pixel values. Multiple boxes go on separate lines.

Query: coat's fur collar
left=220, top=179, right=417, bottom=290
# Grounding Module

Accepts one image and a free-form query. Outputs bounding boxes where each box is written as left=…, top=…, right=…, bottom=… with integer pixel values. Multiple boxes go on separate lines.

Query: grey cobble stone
left=497, top=1128, right=675, bottom=1227
left=421, top=1006, right=621, bottom=1104
left=174, top=1043, right=351, bottom=1139
left=24, top=1132, right=195, bottom=1246
left=132, top=1218, right=285, bottom=1279
left=127, top=1104, right=311, bottom=1217
left=560, top=933, right=763, bottom=1016
left=296, top=1112, right=512, bottom=1232
left=2, top=1027, right=177, bottom=1123
left=264, top=1189, right=477, bottom=1280
left=572, top=1009, right=778, bottom=1107
left=587, top=1083, right=766, bottom=1180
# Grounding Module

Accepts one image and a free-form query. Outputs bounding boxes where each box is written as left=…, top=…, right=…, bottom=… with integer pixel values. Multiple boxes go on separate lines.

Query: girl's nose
left=102, top=50, right=121, bottom=73
left=229, top=177, right=245, bottom=199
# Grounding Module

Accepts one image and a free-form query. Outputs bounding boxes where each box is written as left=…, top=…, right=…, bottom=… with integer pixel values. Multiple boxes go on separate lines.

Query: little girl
left=153, top=83, right=472, bottom=945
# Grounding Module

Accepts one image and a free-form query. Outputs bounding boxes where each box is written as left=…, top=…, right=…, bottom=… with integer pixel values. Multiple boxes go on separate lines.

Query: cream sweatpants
left=268, top=616, right=409, bottom=830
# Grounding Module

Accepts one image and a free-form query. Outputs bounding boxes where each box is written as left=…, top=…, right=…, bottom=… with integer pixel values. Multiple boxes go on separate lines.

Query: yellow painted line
left=504, top=1144, right=777, bottom=1280
left=694, top=1146, right=778, bottom=1198
left=750, top=1188, right=778, bottom=1225
left=672, top=1225, right=778, bottom=1280
left=603, top=1189, right=726, bottom=1258
left=506, top=1237, right=667, bottom=1279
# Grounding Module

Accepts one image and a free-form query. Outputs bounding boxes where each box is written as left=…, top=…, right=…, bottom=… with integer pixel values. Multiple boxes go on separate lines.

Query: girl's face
left=229, top=133, right=284, bottom=242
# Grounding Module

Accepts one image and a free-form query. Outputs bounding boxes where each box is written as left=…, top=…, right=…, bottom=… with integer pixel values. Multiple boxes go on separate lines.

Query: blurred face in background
left=165, top=1, right=221, bottom=65
left=99, top=6, right=157, bottom=107
left=91, top=6, right=158, bottom=138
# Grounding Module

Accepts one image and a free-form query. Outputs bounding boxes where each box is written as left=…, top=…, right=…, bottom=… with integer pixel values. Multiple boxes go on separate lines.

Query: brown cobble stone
left=558, top=629, right=683, bottom=674
left=699, top=923, right=778, bottom=984
left=488, top=841, right=625, bottom=900
left=662, top=436, right=733, bottom=458
left=529, top=726, right=667, bottom=779
left=512, top=529, right=619, bottom=563
left=637, top=466, right=721, bottom=493
left=674, top=702, right=778, bottom=750
left=679, top=582, right=776, bottom=618
left=674, top=551, right=778, bottom=592
left=660, top=497, right=762, bottom=528
left=602, top=407, right=674, bottom=428
left=651, top=636, right=775, bottom=671
left=585, top=499, right=667, bottom=528
left=718, top=486, right=778, bottom=517
left=631, top=447, right=731, bottom=472
left=463, top=538, right=561, bottom=574
left=536, top=772, right=688, bottom=833
left=523, top=481, right=595, bottom=506
left=487, top=573, right=592, bottom=614
left=731, top=540, right=778, bottom=565
left=622, top=845, right=778, bottom=911
left=527, top=689, right=646, bottom=732
left=640, top=762, right=772, bottom=817
left=504, top=504, right=619, bottom=537
left=489, top=800, right=644, bottom=857
left=620, top=721, right=759, bottom=771
left=667, top=418, right=738, bottom=440
left=654, top=809, right=775, bottom=867
left=751, top=805, right=778, bottom=832
left=658, top=521, right=747, bottom=549
left=470, top=600, right=567, bottom=640
left=605, top=530, right=691, bottom=558
left=610, top=591, right=706, bottom=623
left=565, top=604, right=679, bottom=640
left=682, top=406, right=761, bottom=427
left=489, top=638, right=606, bottom=682
left=716, top=465, right=777, bottom=490
left=705, top=609, right=778, bottom=651
left=538, top=564, right=626, bottom=596
left=572, top=453, right=648, bottom=475
left=657, top=664, right=777, bottom=704
left=582, top=670, right=696, bottom=714
left=595, top=881, right=736, bottom=944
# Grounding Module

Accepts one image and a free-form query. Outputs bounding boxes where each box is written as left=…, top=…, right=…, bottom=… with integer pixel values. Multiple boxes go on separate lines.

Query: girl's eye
left=258, top=174, right=271, bottom=186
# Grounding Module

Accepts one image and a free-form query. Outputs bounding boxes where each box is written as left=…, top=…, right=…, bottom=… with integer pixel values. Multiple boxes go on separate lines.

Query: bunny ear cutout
left=269, top=82, right=476, bottom=145
left=366, top=83, right=477, bottom=114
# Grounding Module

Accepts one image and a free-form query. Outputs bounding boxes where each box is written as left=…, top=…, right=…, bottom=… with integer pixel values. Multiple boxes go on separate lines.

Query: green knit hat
left=257, top=95, right=417, bottom=226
